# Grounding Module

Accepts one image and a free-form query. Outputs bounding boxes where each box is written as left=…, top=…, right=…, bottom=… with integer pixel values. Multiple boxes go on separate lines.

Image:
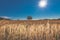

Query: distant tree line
left=0, top=17, right=11, bottom=20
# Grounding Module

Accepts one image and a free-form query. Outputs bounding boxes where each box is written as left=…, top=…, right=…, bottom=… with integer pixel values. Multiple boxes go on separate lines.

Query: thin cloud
left=0, top=16, right=11, bottom=19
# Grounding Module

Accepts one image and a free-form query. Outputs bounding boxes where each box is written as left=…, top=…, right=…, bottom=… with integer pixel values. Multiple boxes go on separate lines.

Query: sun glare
left=38, top=0, right=47, bottom=8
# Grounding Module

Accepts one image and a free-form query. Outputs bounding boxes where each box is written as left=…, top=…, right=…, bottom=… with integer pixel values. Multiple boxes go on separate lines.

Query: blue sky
left=0, top=0, right=60, bottom=19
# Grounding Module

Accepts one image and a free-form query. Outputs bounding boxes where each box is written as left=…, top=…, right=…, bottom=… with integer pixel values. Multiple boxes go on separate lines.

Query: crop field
left=0, top=20, right=60, bottom=40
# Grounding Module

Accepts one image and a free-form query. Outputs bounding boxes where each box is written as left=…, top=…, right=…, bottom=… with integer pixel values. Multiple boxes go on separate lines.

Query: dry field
left=0, top=20, right=60, bottom=40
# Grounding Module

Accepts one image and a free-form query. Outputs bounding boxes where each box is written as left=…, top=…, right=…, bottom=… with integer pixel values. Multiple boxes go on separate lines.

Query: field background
left=0, top=20, right=60, bottom=40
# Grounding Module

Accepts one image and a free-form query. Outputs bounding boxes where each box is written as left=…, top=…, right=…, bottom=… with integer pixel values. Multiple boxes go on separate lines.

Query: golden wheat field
left=0, top=20, right=60, bottom=40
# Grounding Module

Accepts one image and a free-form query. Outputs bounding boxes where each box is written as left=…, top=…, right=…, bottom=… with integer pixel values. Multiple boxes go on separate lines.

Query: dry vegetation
left=0, top=20, right=60, bottom=40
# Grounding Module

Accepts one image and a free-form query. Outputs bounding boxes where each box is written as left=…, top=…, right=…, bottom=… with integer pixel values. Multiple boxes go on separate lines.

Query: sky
left=0, top=0, right=60, bottom=20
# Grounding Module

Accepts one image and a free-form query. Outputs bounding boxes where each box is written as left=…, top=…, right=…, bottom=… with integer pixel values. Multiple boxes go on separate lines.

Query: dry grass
left=0, top=20, right=60, bottom=40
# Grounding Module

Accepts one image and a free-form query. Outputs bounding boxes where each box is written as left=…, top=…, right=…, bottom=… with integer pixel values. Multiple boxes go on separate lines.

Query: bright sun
left=38, top=0, right=47, bottom=8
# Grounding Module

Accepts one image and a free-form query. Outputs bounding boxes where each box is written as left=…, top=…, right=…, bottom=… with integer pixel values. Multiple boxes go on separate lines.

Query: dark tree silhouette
left=27, top=16, right=32, bottom=20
